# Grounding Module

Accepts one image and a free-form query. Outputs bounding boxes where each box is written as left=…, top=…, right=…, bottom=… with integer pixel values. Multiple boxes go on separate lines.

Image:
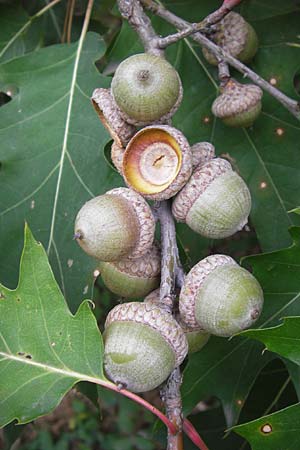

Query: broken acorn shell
left=111, top=53, right=183, bottom=126
left=191, top=142, right=215, bottom=168
left=98, top=242, right=161, bottom=299
left=91, top=88, right=136, bottom=147
left=144, top=289, right=210, bottom=354
left=74, top=187, right=155, bottom=262
left=202, top=12, right=258, bottom=65
left=179, top=254, right=264, bottom=337
left=212, top=78, right=263, bottom=128
left=172, top=157, right=251, bottom=239
left=123, top=125, right=193, bottom=201
left=103, top=301, right=188, bottom=392
left=111, top=141, right=124, bottom=174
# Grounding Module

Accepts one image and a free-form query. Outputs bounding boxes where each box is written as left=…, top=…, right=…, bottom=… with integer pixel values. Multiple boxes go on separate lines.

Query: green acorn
left=74, top=188, right=155, bottom=261
left=104, top=302, right=188, bottom=392
left=111, top=53, right=183, bottom=126
left=172, top=158, right=251, bottom=239
left=179, top=255, right=264, bottom=337
left=98, top=242, right=161, bottom=298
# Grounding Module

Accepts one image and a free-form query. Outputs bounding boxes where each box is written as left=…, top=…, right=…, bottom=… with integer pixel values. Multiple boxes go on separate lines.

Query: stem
left=99, top=379, right=177, bottom=434
left=141, top=0, right=300, bottom=120
left=183, top=419, right=210, bottom=450
left=0, top=0, right=62, bottom=60
left=157, top=200, right=183, bottom=306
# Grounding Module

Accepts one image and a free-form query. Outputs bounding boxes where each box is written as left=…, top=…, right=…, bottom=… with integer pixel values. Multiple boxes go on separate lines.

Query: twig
left=218, top=61, right=231, bottom=83
left=117, top=0, right=163, bottom=56
left=157, top=200, right=183, bottom=306
left=141, top=0, right=300, bottom=120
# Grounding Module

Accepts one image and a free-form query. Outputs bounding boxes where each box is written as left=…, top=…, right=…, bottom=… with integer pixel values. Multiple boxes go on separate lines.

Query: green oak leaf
left=232, top=402, right=300, bottom=450
left=0, top=32, right=121, bottom=310
left=242, top=317, right=300, bottom=365
left=0, top=224, right=106, bottom=428
left=182, top=227, right=300, bottom=427
left=0, top=4, right=43, bottom=63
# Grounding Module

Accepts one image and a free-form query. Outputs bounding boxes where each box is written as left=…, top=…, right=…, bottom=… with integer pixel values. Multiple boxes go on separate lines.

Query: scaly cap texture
left=98, top=242, right=161, bottom=298
left=91, top=88, right=135, bottom=146
left=108, top=187, right=155, bottom=259
left=172, top=158, right=231, bottom=222
left=105, top=302, right=188, bottom=366
left=202, top=12, right=258, bottom=65
left=191, top=142, right=216, bottom=168
left=212, top=79, right=263, bottom=127
left=179, top=254, right=235, bottom=329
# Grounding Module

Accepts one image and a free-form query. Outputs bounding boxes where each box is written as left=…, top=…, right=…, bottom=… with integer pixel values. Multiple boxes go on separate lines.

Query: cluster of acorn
left=74, top=12, right=264, bottom=393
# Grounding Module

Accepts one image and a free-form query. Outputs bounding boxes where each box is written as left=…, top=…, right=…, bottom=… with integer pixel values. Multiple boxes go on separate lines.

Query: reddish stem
left=99, top=379, right=177, bottom=435
left=222, top=0, right=243, bottom=8
left=183, top=418, right=210, bottom=450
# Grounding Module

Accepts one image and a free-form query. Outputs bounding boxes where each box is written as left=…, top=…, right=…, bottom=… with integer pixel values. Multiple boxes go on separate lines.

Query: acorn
left=191, top=142, right=215, bottom=168
left=202, top=12, right=258, bottom=65
left=172, top=158, right=251, bottom=239
left=179, top=254, right=264, bottom=337
left=144, top=289, right=210, bottom=354
left=123, top=125, right=192, bottom=201
left=111, top=53, right=183, bottom=126
left=212, top=78, right=263, bottom=128
left=91, top=88, right=136, bottom=146
left=111, top=141, right=124, bottom=174
left=103, top=302, right=188, bottom=392
left=74, top=187, right=155, bottom=261
left=98, top=242, right=161, bottom=298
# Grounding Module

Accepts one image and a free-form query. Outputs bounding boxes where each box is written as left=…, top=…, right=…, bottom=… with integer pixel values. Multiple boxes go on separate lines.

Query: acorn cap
left=144, top=289, right=211, bottom=353
left=179, top=254, right=264, bottom=337
left=123, top=125, right=192, bottom=201
left=111, top=141, right=124, bottom=174
left=212, top=79, right=263, bottom=127
left=74, top=187, right=155, bottom=261
left=108, top=188, right=155, bottom=259
left=91, top=88, right=136, bottom=146
left=191, top=142, right=215, bottom=168
left=202, top=12, right=258, bottom=65
left=104, top=302, right=188, bottom=392
left=111, top=53, right=183, bottom=126
left=172, top=158, right=251, bottom=239
left=179, top=254, right=235, bottom=329
left=98, top=242, right=161, bottom=298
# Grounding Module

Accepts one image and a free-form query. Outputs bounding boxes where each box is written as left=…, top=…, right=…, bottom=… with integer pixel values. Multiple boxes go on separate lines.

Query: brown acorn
left=202, top=12, right=258, bottom=65
left=74, top=187, right=155, bottom=261
left=123, top=125, right=192, bottom=201
left=212, top=78, right=263, bottom=128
